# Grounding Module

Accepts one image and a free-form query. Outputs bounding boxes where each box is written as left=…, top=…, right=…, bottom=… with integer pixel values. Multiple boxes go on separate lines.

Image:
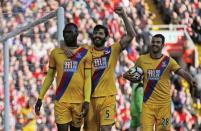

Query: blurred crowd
left=0, top=0, right=200, bottom=130
left=154, top=0, right=201, bottom=44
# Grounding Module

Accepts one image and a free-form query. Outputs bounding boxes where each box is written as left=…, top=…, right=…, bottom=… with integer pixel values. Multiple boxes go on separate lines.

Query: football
left=127, top=66, right=144, bottom=81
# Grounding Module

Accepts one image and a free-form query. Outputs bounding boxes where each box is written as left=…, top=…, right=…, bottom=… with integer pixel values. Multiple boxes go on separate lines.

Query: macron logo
left=104, top=49, right=110, bottom=55
left=162, top=62, right=167, bottom=67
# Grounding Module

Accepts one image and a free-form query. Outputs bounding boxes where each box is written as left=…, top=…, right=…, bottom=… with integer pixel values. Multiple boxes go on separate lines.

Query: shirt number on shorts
left=161, top=118, right=169, bottom=128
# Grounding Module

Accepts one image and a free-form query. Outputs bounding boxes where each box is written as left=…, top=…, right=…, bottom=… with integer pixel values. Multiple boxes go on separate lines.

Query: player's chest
left=92, top=56, right=108, bottom=70
left=92, top=50, right=112, bottom=70
left=56, top=54, right=84, bottom=72
left=141, top=60, right=167, bottom=80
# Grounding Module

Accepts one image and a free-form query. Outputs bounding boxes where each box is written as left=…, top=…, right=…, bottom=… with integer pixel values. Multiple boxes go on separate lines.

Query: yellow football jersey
left=135, top=54, right=180, bottom=105
left=49, top=47, right=92, bottom=103
left=21, top=107, right=36, bottom=131
left=90, top=43, right=121, bottom=97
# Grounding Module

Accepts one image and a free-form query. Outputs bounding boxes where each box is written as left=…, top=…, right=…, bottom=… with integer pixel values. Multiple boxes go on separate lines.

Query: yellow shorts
left=54, top=101, right=83, bottom=127
left=84, top=95, right=116, bottom=131
left=141, top=102, right=171, bottom=131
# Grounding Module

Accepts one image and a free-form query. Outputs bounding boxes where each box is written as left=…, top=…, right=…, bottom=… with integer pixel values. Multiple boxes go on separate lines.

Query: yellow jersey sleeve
left=84, top=69, right=92, bottom=102
left=85, top=50, right=92, bottom=69
left=39, top=49, right=57, bottom=99
left=112, top=42, right=121, bottom=56
left=84, top=50, right=92, bottom=102
left=169, top=57, right=181, bottom=72
left=39, top=68, right=55, bottom=99
left=49, top=49, right=56, bottom=69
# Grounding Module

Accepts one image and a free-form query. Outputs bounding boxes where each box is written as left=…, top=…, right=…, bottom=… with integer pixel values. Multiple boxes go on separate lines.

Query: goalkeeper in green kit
left=130, top=81, right=143, bottom=131
left=123, top=67, right=144, bottom=131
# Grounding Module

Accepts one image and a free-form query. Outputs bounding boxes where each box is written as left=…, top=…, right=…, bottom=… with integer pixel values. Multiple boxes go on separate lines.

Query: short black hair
left=63, top=23, right=78, bottom=32
left=153, top=34, right=165, bottom=44
left=93, top=25, right=109, bottom=37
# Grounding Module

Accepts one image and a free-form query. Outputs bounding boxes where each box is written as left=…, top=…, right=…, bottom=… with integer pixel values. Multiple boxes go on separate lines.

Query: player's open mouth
left=95, top=38, right=101, bottom=41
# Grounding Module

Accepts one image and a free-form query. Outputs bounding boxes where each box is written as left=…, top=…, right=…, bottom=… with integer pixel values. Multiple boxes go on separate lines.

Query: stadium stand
left=0, top=0, right=200, bottom=130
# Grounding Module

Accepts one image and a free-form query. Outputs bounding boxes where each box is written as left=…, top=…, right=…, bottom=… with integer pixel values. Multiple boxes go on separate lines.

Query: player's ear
left=75, top=30, right=79, bottom=37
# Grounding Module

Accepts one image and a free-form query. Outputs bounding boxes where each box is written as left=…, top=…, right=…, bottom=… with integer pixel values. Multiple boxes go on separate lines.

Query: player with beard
left=84, top=6, right=135, bottom=131
left=35, top=23, right=92, bottom=131
left=125, top=34, right=197, bottom=131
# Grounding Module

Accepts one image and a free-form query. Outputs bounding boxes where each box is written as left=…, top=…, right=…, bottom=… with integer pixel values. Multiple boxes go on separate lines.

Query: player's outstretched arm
left=80, top=69, right=92, bottom=117
left=175, top=68, right=197, bottom=88
left=114, top=6, right=135, bottom=50
left=35, top=68, right=56, bottom=115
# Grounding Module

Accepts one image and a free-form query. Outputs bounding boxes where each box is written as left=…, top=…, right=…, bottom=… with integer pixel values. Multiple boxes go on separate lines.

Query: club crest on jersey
left=162, top=61, right=167, bottom=67
left=147, top=69, right=161, bottom=80
left=104, top=48, right=111, bottom=55
left=93, top=57, right=107, bottom=70
left=64, top=60, right=78, bottom=72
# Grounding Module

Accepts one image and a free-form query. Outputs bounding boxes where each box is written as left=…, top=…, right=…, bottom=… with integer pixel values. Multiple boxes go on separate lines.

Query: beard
left=92, top=38, right=106, bottom=47
left=151, top=46, right=161, bottom=53
left=64, top=37, right=77, bottom=47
